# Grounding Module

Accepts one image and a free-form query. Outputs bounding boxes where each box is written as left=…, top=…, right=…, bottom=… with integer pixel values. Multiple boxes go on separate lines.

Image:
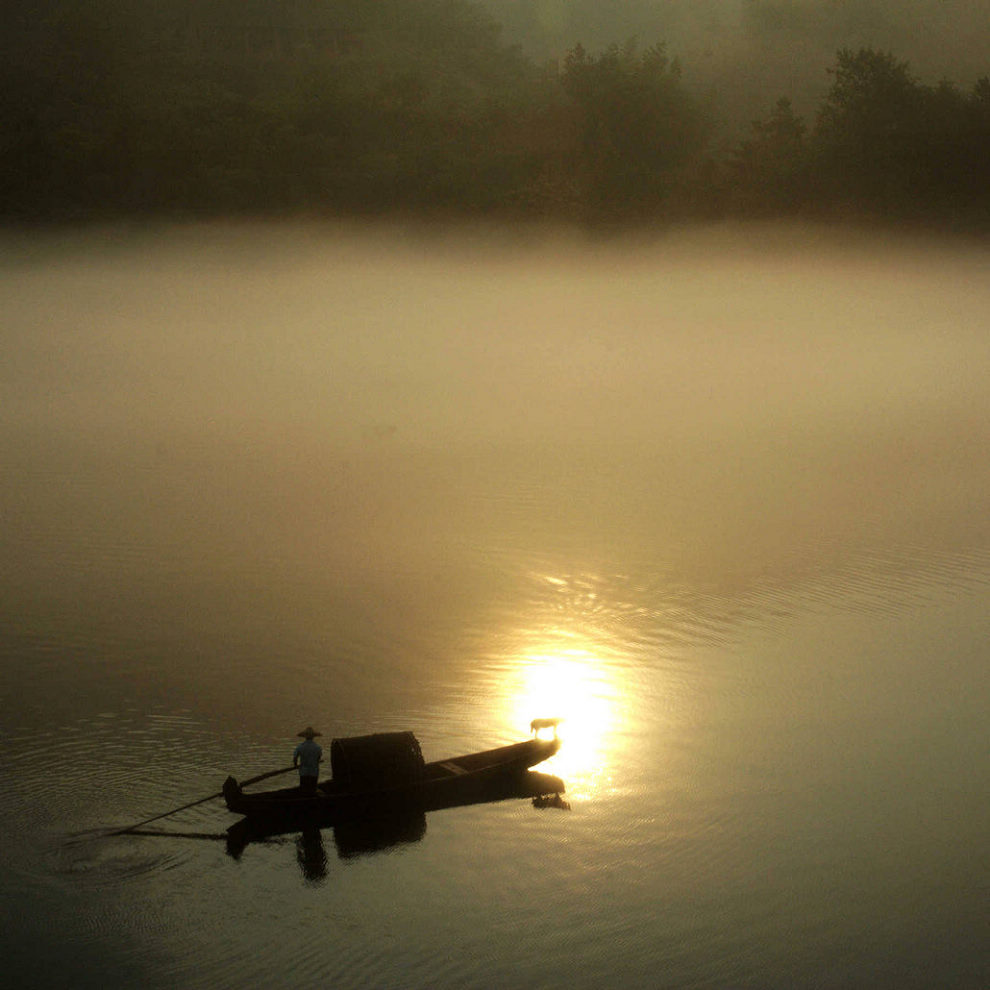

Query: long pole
left=109, top=764, right=296, bottom=835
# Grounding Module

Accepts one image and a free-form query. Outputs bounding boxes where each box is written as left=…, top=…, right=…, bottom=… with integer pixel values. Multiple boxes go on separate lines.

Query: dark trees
left=813, top=48, right=925, bottom=211
left=726, top=97, right=809, bottom=215
left=1, top=0, right=986, bottom=229
left=811, top=47, right=990, bottom=221
left=559, top=41, right=708, bottom=217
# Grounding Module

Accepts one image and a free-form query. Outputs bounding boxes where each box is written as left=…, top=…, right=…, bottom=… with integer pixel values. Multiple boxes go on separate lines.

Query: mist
left=4, top=220, right=989, bottom=598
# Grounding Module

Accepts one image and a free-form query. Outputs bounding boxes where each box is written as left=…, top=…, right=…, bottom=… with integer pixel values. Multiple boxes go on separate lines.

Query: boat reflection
left=295, top=825, right=329, bottom=881
left=331, top=811, right=427, bottom=860
left=225, top=768, right=567, bottom=868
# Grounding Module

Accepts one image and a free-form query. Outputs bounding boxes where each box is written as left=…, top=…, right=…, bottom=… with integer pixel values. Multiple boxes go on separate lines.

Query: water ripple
left=48, top=832, right=196, bottom=891
left=501, top=540, right=990, bottom=663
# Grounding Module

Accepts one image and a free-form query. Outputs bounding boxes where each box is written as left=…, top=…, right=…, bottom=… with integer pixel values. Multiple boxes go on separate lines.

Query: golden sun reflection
left=504, top=640, right=621, bottom=799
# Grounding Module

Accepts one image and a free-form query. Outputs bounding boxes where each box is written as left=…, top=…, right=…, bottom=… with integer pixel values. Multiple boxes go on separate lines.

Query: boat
left=222, top=733, right=562, bottom=824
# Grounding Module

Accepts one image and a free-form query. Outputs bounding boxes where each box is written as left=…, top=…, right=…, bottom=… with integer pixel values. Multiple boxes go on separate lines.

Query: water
left=1, top=222, right=987, bottom=988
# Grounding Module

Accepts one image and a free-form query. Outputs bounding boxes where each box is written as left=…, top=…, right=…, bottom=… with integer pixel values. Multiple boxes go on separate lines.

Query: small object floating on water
left=529, top=717, right=562, bottom=738
left=532, top=793, right=570, bottom=811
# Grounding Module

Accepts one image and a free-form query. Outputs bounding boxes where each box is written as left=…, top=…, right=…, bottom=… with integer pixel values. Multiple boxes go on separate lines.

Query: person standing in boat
left=293, top=726, right=323, bottom=794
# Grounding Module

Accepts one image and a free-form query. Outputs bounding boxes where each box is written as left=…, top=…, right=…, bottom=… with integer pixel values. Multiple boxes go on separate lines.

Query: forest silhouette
left=3, top=0, right=988, bottom=228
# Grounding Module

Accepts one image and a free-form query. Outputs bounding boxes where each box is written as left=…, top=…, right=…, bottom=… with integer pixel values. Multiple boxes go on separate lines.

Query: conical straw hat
left=297, top=726, right=322, bottom=738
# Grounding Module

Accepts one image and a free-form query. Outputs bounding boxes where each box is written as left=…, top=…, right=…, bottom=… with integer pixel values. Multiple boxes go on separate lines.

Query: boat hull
left=223, top=737, right=561, bottom=824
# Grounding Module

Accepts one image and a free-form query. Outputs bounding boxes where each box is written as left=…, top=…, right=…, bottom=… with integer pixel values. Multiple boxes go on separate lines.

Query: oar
left=109, top=764, right=296, bottom=836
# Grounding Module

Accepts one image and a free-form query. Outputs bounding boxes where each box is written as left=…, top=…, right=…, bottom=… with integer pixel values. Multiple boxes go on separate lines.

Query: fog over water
left=1, top=222, right=987, bottom=988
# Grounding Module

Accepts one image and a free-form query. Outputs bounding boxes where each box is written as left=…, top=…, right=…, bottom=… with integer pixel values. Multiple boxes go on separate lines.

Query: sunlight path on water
left=487, top=569, right=684, bottom=802
left=504, top=641, right=619, bottom=798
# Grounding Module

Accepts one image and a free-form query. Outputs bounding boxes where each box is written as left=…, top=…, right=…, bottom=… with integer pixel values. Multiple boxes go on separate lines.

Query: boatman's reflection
left=293, top=726, right=323, bottom=794
left=296, top=826, right=328, bottom=882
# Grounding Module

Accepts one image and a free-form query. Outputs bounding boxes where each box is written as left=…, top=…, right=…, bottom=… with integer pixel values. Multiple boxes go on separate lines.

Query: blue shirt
left=293, top=739, right=322, bottom=778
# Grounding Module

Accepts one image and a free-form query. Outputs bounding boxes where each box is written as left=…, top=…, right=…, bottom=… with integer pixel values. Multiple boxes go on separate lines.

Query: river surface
left=1, top=222, right=987, bottom=989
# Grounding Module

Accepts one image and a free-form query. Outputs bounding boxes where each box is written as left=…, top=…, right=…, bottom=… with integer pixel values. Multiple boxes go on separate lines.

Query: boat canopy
left=329, top=732, right=425, bottom=789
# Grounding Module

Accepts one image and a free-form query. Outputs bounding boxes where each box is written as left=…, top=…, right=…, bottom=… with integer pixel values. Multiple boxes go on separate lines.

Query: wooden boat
left=222, top=734, right=561, bottom=823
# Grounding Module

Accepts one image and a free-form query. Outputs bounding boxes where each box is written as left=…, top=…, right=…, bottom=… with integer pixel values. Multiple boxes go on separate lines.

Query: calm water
left=1, top=223, right=987, bottom=989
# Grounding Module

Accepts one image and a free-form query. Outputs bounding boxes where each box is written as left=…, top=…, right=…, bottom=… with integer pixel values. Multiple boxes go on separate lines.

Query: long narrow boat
left=222, top=735, right=561, bottom=823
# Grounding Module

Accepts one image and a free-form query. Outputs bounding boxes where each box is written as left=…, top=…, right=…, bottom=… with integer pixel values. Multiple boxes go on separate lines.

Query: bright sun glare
left=506, top=641, right=619, bottom=798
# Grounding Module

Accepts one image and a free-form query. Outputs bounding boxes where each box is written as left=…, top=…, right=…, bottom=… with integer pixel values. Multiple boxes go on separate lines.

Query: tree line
left=2, top=0, right=988, bottom=228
